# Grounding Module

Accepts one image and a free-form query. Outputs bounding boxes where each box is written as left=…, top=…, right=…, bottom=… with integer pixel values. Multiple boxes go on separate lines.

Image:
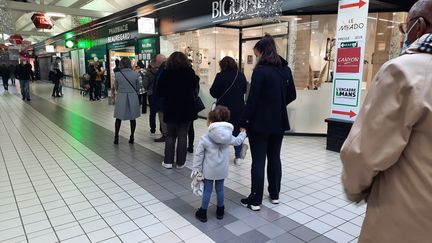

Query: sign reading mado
left=331, top=0, right=369, bottom=121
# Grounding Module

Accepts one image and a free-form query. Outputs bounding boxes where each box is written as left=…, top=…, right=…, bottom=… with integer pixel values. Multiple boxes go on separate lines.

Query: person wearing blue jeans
left=201, top=179, right=224, bottom=211
left=15, top=60, right=34, bottom=101
left=192, top=106, right=246, bottom=222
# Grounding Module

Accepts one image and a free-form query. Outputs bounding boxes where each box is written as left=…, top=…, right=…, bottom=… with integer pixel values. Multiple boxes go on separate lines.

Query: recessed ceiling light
left=45, top=12, right=66, bottom=18
left=377, top=32, right=384, bottom=35
left=295, top=17, right=302, bottom=21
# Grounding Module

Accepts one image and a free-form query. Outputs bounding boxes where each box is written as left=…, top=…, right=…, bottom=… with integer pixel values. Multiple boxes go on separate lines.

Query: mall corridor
left=0, top=83, right=364, bottom=243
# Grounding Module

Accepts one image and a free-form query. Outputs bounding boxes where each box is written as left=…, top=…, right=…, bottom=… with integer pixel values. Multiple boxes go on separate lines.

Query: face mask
left=402, top=19, right=419, bottom=51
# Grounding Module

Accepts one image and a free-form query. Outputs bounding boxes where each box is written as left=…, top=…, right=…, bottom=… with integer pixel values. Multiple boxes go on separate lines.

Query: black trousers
left=140, top=93, right=147, bottom=113
left=148, top=95, right=157, bottom=132
left=248, top=132, right=284, bottom=205
left=95, top=82, right=102, bottom=99
left=89, top=81, right=96, bottom=100
left=188, top=121, right=195, bottom=149
left=164, top=122, right=191, bottom=166
left=52, top=80, right=60, bottom=96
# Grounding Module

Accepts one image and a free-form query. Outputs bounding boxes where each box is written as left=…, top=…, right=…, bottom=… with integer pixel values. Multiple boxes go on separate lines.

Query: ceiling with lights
left=0, top=0, right=146, bottom=47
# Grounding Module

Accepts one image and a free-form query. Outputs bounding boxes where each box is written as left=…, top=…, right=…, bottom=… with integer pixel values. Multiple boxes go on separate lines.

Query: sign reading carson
left=336, top=47, right=361, bottom=73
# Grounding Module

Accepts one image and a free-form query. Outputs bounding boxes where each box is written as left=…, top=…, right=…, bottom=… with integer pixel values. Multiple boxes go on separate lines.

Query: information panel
left=331, top=0, right=369, bottom=121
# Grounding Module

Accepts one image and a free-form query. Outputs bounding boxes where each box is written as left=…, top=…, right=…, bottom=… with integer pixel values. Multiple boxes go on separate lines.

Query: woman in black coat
left=157, top=52, right=198, bottom=169
left=240, top=35, right=297, bottom=211
left=210, top=56, right=247, bottom=164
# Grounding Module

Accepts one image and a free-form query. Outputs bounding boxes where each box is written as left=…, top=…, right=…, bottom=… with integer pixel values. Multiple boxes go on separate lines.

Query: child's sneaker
left=216, top=206, right=224, bottom=220
left=195, top=208, right=207, bottom=222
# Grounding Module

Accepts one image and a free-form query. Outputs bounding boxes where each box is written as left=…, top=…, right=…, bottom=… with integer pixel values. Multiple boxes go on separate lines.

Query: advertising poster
left=331, top=0, right=369, bottom=121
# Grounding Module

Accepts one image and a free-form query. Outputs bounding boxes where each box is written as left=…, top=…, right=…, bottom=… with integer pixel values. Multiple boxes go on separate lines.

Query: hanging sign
left=31, top=13, right=55, bottom=29
left=330, top=0, right=369, bottom=121
left=9, top=35, right=23, bottom=45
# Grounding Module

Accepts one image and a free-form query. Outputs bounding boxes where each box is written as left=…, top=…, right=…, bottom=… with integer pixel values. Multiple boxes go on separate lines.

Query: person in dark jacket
left=15, top=60, right=35, bottom=101
left=153, top=55, right=167, bottom=142
left=1, top=64, right=9, bottom=92
left=8, top=64, right=16, bottom=86
left=157, top=52, right=198, bottom=169
left=143, top=60, right=158, bottom=133
left=210, top=56, right=248, bottom=164
left=88, top=62, right=97, bottom=101
left=240, top=35, right=297, bottom=211
left=50, top=57, right=62, bottom=97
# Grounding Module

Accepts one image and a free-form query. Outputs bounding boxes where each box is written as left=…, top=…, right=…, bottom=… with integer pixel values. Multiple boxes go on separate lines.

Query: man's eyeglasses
left=399, top=17, right=428, bottom=35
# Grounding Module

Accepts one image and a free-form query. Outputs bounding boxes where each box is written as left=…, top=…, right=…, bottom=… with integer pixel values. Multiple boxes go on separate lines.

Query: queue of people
left=111, top=34, right=297, bottom=222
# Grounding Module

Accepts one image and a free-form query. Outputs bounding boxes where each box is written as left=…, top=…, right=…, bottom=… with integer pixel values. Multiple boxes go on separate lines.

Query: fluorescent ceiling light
left=294, top=17, right=302, bottom=21
left=45, top=12, right=66, bottom=18
left=1, top=33, right=10, bottom=40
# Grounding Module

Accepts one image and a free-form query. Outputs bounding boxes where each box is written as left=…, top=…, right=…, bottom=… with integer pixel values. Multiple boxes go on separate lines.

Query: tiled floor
left=0, top=82, right=365, bottom=243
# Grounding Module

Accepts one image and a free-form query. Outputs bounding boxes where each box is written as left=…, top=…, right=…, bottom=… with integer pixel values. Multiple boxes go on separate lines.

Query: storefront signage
left=108, top=24, right=129, bottom=35
left=138, top=17, right=156, bottom=35
left=107, top=33, right=132, bottom=44
left=331, top=0, right=369, bottom=121
left=336, top=47, right=361, bottom=73
left=136, top=38, right=157, bottom=60
left=211, top=0, right=283, bottom=21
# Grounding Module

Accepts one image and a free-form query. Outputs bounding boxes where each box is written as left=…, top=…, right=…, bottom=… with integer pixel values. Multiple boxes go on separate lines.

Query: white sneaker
left=270, top=199, right=280, bottom=204
left=234, top=158, right=243, bottom=165
left=161, top=161, right=173, bottom=169
left=176, top=164, right=185, bottom=169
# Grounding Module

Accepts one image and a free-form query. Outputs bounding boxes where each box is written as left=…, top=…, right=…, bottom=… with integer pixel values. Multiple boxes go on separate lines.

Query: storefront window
left=160, top=27, right=240, bottom=115
left=287, top=12, right=407, bottom=133
left=159, top=12, right=406, bottom=133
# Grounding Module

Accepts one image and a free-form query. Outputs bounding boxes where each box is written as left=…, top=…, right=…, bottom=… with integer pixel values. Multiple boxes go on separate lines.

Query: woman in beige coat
left=341, top=1, right=432, bottom=242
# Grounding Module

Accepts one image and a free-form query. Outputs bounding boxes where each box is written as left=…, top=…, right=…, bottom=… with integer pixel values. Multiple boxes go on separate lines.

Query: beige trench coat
left=341, top=34, right=432, bottom=243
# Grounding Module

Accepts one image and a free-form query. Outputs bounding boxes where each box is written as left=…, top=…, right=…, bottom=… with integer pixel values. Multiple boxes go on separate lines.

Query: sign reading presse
left=331, top=0, right=369, bottom=121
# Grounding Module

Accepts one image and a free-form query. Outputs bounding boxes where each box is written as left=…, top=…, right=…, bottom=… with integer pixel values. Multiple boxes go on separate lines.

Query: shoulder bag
left=211, top=71, right=238, bottom=111
left=119, top=71, right=141, bottom=104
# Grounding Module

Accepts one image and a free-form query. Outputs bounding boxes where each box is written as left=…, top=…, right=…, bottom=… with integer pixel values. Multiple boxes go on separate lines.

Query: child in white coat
left=192, top=106, right=247, bottom=222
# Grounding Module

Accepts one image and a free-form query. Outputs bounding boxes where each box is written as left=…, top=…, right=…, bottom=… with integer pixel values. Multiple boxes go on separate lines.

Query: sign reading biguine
left=331, top=0, right=369, bottom=121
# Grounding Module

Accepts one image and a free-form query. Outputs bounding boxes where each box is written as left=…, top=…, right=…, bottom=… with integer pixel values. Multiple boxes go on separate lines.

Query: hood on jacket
left=208, top=122, right=234, bottom=145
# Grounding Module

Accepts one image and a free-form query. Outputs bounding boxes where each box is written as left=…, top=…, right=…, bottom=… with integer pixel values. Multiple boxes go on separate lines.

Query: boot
left=195, top=208, right=207, bottom=222
left=114, top=136, right=119, bottom=145
left=216, top=206, right=224, bottom=220
left=154, top=136, right=166, bottom=143
left=129, top=135, right=134, bottom=144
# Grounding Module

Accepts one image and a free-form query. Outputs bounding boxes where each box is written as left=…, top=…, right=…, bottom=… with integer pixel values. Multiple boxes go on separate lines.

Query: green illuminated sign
left=78, top=39, right=92, bottom=49
left=64, top=32, right=74, bottom=40
left=79, top=17, right=92, bottom=25
left=65, top=40, right=74, bottom=48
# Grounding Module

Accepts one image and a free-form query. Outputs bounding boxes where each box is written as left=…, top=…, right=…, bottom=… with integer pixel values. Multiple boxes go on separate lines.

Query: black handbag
left=194, top=93, right=205, bottom=113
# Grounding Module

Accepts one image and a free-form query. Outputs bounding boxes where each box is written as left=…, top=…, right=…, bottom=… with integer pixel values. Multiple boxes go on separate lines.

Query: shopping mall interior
left=0, top=0, right=422, bottom=243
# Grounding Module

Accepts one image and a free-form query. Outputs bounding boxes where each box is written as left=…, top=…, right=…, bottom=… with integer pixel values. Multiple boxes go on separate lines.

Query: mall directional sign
left=331, top=0, right=369, bottom=121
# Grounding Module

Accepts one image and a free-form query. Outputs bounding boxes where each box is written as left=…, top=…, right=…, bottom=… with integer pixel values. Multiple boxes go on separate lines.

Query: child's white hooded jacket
left=192, top=122, right=246, bottom=180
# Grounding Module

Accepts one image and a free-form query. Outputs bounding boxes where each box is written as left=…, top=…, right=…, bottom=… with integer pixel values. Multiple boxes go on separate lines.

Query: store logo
left=211, top=0, right=273, bottom=20
left=107, top=33, right=131, bottom=43
left=336, top=47, right=361, bottom=73
left=336, top=88, right=357, bottom=98
left=339, top=18, right=365, bottom=32
left=109, top=24, right=129, bottom=35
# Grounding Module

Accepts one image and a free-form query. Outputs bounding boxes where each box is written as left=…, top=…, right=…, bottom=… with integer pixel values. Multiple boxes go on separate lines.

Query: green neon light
left=77, top=39, right=92, bottom=49
left=65, top=40, right=74, bottom=48
left=64, top=32, right=74, bottom=40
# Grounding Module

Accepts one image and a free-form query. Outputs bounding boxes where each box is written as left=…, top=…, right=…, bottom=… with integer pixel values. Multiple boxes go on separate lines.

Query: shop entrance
left=108, top=46, right=136, bottom=88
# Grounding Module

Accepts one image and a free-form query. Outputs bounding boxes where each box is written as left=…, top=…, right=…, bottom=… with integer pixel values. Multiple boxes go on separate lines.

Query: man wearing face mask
left=340, top=1, right=432, bottom=242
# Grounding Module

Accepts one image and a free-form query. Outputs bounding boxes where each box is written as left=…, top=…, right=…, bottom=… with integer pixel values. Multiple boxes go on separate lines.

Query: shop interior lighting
left=45, top=12, right=66, bottom=18
left=64, top=32, right=74, bottom=40
left=294, top=17, right=302, bottom=21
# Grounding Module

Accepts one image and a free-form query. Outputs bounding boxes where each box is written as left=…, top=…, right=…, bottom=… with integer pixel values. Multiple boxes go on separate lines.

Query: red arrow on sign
left=332, top=110, right=357, bottom=118
left=340, top=0, right=367, bottom=9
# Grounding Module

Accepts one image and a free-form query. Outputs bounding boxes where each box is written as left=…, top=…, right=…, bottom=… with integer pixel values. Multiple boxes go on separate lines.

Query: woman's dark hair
left=254, top=34, right=281, bottom=66
left=219, top=56, right=238, bottom=72
left=166, top=52, right=191, bottom=70
left=120, top=57, right=132, bottom=69
left=208, top=106, right=231, bottom=122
